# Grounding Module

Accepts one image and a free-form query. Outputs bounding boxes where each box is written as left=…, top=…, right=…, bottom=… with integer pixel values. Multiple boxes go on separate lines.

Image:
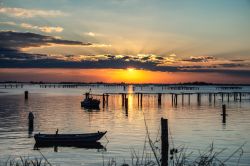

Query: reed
left=103, top=116, right=245, bottom=166
left=1, top=151, right=52, bottom=166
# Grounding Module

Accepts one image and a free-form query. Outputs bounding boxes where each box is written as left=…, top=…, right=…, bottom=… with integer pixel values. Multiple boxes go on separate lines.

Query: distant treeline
left=0, top=81, right=250, bottom=86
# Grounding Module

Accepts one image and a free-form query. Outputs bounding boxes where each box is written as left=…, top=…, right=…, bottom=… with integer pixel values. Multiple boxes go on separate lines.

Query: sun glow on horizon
left=127, top=67, right=135, bottom=72
left=0, top=68, right=249, bottom=84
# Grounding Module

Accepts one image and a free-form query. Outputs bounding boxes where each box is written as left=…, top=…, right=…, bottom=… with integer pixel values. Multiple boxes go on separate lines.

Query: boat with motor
left=81, top=92, right=100, bottom=109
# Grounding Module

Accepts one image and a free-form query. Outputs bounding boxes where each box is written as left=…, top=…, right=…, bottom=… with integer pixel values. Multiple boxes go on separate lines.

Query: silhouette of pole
left=102, top=94, right=105, bottom=108
left=240, top=93, right=242, bottom=102
left=28, top=112, right=34, bottom=132
left=188, top=93, right=191, bottom=105
left=171, top=94, right=174, bottom=105
left=181, top=93, right=184, bottom=105
left=158, top=93, right=162, bottom=105
left=161, top=118, right=169, bottom=166
left=106, top=94, right=109, bottom=106
left=137, top=93, right=140, bottom=106
left=25, top=91, right=28, bottom=100
left=122, top=94, right=124, bottom=106
left=125, top=98, right=128, bottom=116
left=140, top=93, right=143, bottom=107
left=221, top=104, right=227, bottom=123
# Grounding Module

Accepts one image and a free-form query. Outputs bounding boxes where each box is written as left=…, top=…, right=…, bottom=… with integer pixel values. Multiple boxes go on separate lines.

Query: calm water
left=0, top=85, right=250, bottom=165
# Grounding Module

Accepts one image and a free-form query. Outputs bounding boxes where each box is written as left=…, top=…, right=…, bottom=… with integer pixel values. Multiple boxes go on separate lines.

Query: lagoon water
left=0, top=84, right=250, bottom=165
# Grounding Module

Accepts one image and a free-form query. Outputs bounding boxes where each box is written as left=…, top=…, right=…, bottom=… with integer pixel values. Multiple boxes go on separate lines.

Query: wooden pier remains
left=90, top=91, right=250, bottom=108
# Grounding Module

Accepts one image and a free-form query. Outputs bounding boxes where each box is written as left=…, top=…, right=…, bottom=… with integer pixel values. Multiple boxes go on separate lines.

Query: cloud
left=0, top=21, right=17, bottom=26
left=1, top=21, right=63, bottom=33
left=217, top=63, right=249, bottom=68
left=0, top=31, right=250, bottom=78
left=0, top=31, right=91, bottom=49
left=20, top=23, right=63, bottom=33
left=84, top=32, right=96, bottom=37
left=182, top=56, right=215, bottom=62
left=0, top=7, right=65, bottom=18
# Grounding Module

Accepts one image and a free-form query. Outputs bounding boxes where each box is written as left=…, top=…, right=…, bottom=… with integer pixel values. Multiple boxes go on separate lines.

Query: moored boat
left=34, top=131, right=107, bottom=144
left=81, top=92, right=100, bottom=109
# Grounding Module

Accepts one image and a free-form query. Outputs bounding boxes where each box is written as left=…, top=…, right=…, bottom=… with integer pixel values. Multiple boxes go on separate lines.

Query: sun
left=127, top=67, right=135, bottom=72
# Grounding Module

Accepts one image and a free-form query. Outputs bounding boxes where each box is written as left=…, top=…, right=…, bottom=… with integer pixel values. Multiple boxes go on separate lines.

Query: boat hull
left=81, top=99, right=100, bottom=109
left=34, top=131, right=107, bottom=144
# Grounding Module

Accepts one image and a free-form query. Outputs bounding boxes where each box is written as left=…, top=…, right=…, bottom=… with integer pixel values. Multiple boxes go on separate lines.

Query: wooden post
left=197, top=93, right=201, bottom=105
left=102, top=94, right=105, bottom=108
left=28, top=112, right=34, bottom=132
left=214, top=93, right=216, bottom=103
left=175, top=94, right=178, bottom=106
left=227, top=93, right=230, bottom=102
left=25, top=91, right=28, bottom=100
left=240, top=93, right=242, bottom=102
left=158, top=93, right=162, bottom=105
left=125, top=98, right=128, bottom=116
left=122, top=94, right=124, bottom=106
left=161, top=118, right=169, bottom=166
left=222, top=104, right=227, bottom=123
left=137, top=93, right=140, bottom=106
left=171, top=94, right=174, bottom=105
left=181, top=93, right=184, bottom=105
left=106, top=94, right=109, bottom=106
left=140, top=93, right=143, bottom=107
left=221, top=93, right=224, bottom=102
left=209, top=93, right=212, bottom=103
left=188, top=93, right=191, bottom=105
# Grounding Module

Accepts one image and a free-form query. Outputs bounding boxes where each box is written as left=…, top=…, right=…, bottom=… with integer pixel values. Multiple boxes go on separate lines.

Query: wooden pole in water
left=122, top=94, right=124, bottom=106
left=140, top=93, right=143, bottom=107
left=171, top=94, right=174, bottom=105
left=222, top=104, right=227, bottom=123
left=188, top=93, right=191, bottom=105
left=137, top=93, right=140, bottom=106
left=175, top=94, right=178, bottom=106
left=161, top=118, right=169, bottom=166
left=125, top=98, right=128, bottom=115
left=181, top=93, right=184, bottom=105
left=158, top=93, right=162, bottom=105
left=102, top=94, right=105, bottom=108
left=208, top=93, right=212, bottom=103
left=106, top=94, right=109, bottom=106
left=25, top=91, right=28, bottom=100
left=197, top=93, right=201, bottom=105
left=240, top=93, right=242, bottom=102
left=28, top=112, right=34, bottom=132
left=214, top=93, right=216, bottom=103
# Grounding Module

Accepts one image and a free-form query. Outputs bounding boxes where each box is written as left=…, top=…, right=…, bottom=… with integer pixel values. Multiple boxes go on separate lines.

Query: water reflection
left=34, top=142, right=105, bottom=152
left=0, top=85, right=250, bottom=165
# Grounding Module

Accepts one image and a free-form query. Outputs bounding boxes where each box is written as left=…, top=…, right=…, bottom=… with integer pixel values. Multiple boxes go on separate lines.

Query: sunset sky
left=0, top=0, right=250, bottom=83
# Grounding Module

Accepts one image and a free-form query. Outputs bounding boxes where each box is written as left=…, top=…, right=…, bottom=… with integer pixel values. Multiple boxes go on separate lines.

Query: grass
left=1, top=151, right=52, bottom=166
left=102, top=115, right=245, bottom=166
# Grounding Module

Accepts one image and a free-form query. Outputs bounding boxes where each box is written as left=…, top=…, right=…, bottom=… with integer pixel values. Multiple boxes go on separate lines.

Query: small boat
left=81, top=92, right=100, bottom=109
left=34, top=131, right=107, bottom=144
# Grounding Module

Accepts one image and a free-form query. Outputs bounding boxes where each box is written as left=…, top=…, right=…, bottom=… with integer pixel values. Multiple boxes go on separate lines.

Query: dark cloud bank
left=0, top=31, right=250, bottom=78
